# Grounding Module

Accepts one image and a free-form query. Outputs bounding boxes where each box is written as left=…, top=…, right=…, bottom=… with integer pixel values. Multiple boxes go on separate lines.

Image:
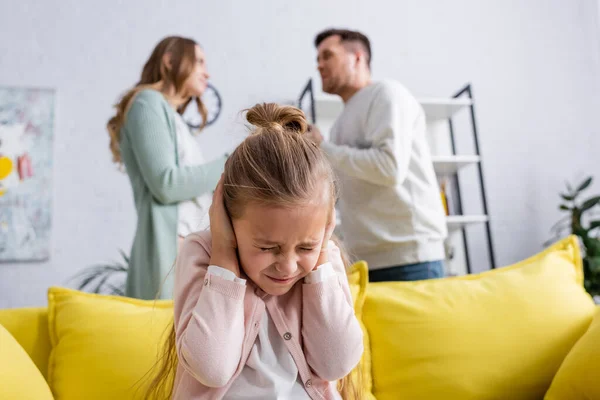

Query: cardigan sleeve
left=301, top=242, right=363, bottom=380
left=173, top=233, right=247, bottom=388
left=123, top=90, right=226, bottom=205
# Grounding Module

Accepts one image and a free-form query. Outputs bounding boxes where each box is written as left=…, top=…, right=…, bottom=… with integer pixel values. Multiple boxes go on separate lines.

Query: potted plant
left=69, top=250, right=128, bottom=295
left=549, top=177, right=600, bottom=301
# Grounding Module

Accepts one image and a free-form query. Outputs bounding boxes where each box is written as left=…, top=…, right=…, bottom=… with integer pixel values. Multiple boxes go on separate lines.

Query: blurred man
left=307, top=28, right=447, bottom=281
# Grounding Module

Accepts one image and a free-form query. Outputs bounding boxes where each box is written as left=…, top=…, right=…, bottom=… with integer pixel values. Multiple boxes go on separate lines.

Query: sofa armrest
left=0, top=307, right=50, bottom=379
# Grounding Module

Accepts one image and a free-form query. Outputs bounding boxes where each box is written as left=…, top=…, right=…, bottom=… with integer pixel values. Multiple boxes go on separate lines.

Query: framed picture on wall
left=0, top=86, right=55, bottom=261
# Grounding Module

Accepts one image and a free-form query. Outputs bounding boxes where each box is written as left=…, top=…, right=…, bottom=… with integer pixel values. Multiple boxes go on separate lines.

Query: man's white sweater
left=321, top=80, right=447, bottom=270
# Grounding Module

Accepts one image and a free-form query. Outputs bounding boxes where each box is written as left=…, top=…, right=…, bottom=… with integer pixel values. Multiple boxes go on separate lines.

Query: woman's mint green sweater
left=120, top=89, right=225, bottom=299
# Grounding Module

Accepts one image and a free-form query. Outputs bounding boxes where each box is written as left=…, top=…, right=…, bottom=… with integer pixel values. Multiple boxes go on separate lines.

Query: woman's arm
left=301, top=243, right=364, bottom=381
left=173, top=233, right=246, bottom=388
left=124, top=91, right=225, bottom=204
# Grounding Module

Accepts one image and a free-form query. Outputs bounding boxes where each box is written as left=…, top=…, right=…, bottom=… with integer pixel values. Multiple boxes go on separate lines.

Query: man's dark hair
left=314, top=28, right=372, bottom=69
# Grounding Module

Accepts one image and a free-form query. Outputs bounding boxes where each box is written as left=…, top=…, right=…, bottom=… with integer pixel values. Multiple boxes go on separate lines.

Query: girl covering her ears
left=107, top=36, right=226, bottom=300
left=146, top=103, right=364, bottom=399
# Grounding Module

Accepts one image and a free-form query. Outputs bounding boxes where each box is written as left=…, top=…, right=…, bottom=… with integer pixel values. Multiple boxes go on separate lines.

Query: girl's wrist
left=209, top=248, right=240, bottom=276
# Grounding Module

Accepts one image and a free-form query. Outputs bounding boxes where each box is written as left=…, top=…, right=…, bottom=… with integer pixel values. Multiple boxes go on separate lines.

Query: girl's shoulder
left=174, top=231, right=213, bottom=288
left=179, top=230, right=213, bottom=259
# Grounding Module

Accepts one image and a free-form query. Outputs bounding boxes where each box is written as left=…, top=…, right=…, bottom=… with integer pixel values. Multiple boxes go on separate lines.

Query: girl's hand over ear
left=209, top=176, right=240, bottom=277
left=315, top=208, right=336, bottom=269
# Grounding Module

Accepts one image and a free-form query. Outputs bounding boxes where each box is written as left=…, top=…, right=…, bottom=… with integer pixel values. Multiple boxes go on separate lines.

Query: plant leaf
left=566, top=181, right=573, bottom=192
left=549, top=225, right=569, bottom=237
left=575, top=226, right=589, bottom=238
left=561, top=194, right=576, bottom=201
left=118, top=249, right=130, bottom=265
left=582, top=196, right=600, bottom=212
left=92, top=274, right=112, bottom=294
left=101, top=263, right=127, bottom=273
left=559, top=205, right=570, bottom=211
left=588, top=221, right=600, bottom=231
left=544, top=237, right=560, bottom=247
left=550, top=216, right=570, bottom=231
left=68, top=263, right=127, bottom=293
left=587, top=257, right=600, bottom=273
left=577, top=177, right=593, bottom=192
left=77, top=271, right=104, bottom=291
left=583, top=237, right=600, bottom=256
left=106, top=283, right=125, bottom=296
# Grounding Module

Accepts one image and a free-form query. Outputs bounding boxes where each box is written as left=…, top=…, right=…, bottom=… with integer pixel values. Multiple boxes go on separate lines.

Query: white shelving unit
left=310, top=93, right=489, bottom=235
left=446, top=215, right=489, bottom=232
left=421, top=91, right=494, bottom=274
left=314, top=96, right=472, bottom=122
left=419, top=98, right=472, bottom=121
left=315, top=96, right=343, bottom=118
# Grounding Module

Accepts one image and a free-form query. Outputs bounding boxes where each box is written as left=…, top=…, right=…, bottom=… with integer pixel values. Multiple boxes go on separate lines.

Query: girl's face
left=183, top=45, right=209, bottom=97
left=232, top=191, right=330, bottom=296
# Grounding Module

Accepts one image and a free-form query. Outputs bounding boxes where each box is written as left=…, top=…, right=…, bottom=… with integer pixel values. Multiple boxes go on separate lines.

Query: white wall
left=1, top=0, right=599, bottom=307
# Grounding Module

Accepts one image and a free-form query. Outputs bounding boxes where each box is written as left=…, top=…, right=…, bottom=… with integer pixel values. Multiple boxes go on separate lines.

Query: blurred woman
left=107, top=36, right=225, bottom=299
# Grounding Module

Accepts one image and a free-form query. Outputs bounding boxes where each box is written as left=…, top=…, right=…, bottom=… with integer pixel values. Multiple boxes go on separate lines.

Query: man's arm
left=319, top=84, right=419, bottom=187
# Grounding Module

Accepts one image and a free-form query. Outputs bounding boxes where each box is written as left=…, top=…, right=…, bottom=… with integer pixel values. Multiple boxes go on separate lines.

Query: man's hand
left=306, top=125, right=324, bottom=145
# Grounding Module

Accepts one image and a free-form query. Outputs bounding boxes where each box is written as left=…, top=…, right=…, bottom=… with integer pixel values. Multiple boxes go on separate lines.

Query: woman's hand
left=315, top=208, right=337, bottom=269
left=209, top=176, right=240, bottom=277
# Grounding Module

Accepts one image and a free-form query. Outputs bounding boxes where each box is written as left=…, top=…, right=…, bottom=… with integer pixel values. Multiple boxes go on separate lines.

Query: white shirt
left=173, top=113, right=212, bottom=236
left=207, top=264, right=339, bottom=399
left=321, top=80, right=448, bottom=269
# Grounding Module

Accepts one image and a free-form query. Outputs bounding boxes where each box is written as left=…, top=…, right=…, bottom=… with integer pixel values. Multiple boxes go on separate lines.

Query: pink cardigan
left=172, top=231, right=364, bottom=399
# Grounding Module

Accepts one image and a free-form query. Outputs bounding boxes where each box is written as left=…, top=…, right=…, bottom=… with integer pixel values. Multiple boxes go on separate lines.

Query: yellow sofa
left=1, top=235, right=599, bottom=400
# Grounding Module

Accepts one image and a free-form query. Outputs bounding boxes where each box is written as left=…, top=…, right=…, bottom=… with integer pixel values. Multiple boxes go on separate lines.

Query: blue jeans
left=368, top=260, right=445, bottom=282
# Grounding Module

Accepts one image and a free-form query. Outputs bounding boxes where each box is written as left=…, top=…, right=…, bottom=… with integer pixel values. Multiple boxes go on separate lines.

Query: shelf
left=419, top=98, right=472, bottom=120
left=432, top=155, right=480, bottom=176
left=446, top=215, right=488, bottom=232
left=313, top=96, right=471, bottom=121
left=335, top=214, right=487, bottom=237
left=315, top=96, right=343, bottom=118
left=336, top=213, right=487, bottom=232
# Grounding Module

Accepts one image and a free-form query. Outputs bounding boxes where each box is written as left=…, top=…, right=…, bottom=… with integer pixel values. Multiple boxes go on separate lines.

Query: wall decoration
left=0, top=86, right=55, bottom=261
left=182, top=83, right=222, bottom=129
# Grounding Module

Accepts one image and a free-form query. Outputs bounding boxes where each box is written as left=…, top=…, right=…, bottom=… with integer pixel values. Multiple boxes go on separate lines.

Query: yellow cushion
left=545, top=306, right=600, bottom=399
left=0, top=323, right=53, bottom=399
left=347, top=260, right=368, bottom=313
left=363, top=235, right=596, bottom=400
left=47, top=287, right=173, bottom=400
left=0, top=307, right=51, bottom=379
left=346, top=261, right=376, bottom=400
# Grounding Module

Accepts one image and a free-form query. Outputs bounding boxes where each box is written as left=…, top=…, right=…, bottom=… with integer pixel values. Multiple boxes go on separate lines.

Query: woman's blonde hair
left=145, top=103, right=363, bottom=399
left=107, top=36, right=208, bottom=165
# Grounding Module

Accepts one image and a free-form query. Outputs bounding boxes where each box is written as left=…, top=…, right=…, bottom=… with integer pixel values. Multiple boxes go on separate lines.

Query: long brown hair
left=107, top=36, right=208, bottom=165
left=145, top=103, right=363, bottom=399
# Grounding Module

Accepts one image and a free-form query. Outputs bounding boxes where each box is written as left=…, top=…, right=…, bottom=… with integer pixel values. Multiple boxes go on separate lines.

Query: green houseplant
left=550, top=177, right=600, bottom=297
